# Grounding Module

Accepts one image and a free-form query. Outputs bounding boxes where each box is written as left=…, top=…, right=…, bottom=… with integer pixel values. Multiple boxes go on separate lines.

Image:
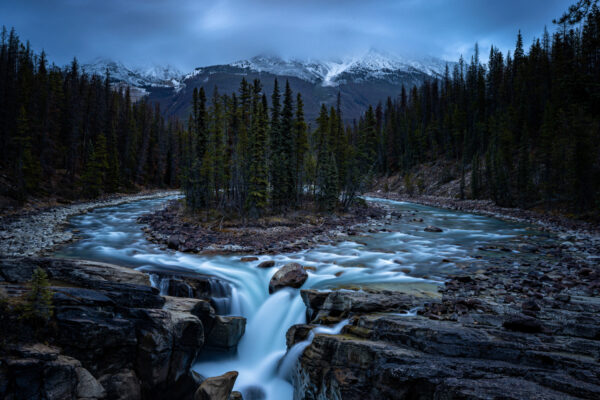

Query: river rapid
left=55, top=195, right=542, bottom=399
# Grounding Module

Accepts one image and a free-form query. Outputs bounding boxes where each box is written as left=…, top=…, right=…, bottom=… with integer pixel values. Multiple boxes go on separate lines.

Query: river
left=55, top=195, right=539, bottom=399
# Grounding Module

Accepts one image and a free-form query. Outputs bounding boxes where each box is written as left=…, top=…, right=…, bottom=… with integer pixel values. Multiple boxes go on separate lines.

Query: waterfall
left=277, top=319, right=350, bottom=380
left=56, top=194, right=530, bottom=400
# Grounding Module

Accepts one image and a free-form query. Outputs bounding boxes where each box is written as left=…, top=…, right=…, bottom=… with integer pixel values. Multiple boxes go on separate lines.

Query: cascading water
left=55, top=195, right=539, bottom=399
left=277, top=318, right=350, bottom=381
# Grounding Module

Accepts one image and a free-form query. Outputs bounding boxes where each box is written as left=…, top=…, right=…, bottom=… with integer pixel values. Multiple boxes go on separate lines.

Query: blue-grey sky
left=1, top=0, right=572, bottom=70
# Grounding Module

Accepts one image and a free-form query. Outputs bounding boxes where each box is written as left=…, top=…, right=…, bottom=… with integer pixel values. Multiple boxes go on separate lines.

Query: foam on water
left=55, top=195, right=534, bottom=399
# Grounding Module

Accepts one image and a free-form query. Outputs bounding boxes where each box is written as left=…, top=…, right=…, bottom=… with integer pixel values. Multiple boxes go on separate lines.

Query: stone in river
left=240, top=256, right=258, bottom=262
left=167, top=234, right=181, bottom=249
left=194, top=371, right=238, bottom=400
left=424, top=225, right=443, bottom=232
left=256, top=260, right=275, bottom=268
left=268, top=262, right=308, bottom=294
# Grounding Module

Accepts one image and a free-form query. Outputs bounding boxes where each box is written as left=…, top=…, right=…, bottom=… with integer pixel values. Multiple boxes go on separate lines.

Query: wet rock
left=424, top=225, right=443, bottom=232
left=99, top=370, right=141, bottom=400
left=205, top=316, right=246, bottom=350
left=301, top=289, right=424, bottom=322
left=286, top=324, right=314, bottom=347
left=194, top=371, right=238, bottom=400
left=168, top=234, right=181, bottom=250
left=503, top=314, right=544, bottom=333
left=268, top=263, right=308, bottom=294
left=256, top=260, right=275, bottom=269
left=522, top=300, right=541, bottom=313
left=230, top=391, right=244, bottom=400
left=76, top=366, right=106, bottom=398
left=0, top=344, right=105, bottom=400
left=166, top=278, right=194, bottom=298
left=0, top=258, right=210, bottom=400
left=240, top=256, right=258, bottom=262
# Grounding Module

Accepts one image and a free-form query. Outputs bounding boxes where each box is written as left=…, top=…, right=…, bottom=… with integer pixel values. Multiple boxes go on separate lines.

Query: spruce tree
left=20, top=267, right=54, bottom=325
left=246, top=98, right=269, bottom=217
left=294, top=93, right=308, bottom=203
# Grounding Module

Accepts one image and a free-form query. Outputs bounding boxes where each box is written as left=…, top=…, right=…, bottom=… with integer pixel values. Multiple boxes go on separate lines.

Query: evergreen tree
left=20, top=268, right=53, bottom=325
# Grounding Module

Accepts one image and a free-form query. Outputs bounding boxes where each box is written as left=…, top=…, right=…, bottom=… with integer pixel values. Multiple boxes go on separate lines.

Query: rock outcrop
left=194, top=371, right=238, bottom=400
left=268, top=263, right=308, bottom=294
left=289, top=284, right=600, bottom=400
left=0, top=257, right=247, bottom=400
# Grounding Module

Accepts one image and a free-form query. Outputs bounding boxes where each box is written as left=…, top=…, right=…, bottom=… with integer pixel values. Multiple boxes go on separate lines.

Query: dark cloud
left=1, top=0, right=570, bottom=70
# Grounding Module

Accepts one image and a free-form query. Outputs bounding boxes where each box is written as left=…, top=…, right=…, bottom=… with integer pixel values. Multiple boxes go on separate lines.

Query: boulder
left=300, top=289, right=425, bottom=322
left=99, top=370, right=141, bottom=400
left=0, top=345, right=106, bottom=400
left=194, top=371, right=238, bottom=400
left=168, top=235, right=181, bottom=250
left=0, top=258, right=209, bottom=400
left=256, top=260, right=275, bottom=269
left=75, top=366, right=106, bottom=398
left=269, top=263, right=308, bottom=294
left=424, top=225, right=443, bottom=232
left=205, top=315, right=246, bottom=350
left=230, top=391, right=244, bottom=400
left=240, top=257, right=258, bottom=262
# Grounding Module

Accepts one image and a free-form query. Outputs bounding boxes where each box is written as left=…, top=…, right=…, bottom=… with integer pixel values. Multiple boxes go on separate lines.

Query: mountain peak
left=81, top=58, right=183, bottom=89
left=228, top=51, right=453, bottom=87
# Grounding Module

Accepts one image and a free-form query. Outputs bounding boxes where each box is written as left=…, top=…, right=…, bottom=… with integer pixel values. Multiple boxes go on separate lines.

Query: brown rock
left=256, top=260, right=275, bottom=268
left=240, top=256, right=258, bottom=262
left=269, top=263, right=308, bottom=294
left=194, top=371, right=238, bottom=400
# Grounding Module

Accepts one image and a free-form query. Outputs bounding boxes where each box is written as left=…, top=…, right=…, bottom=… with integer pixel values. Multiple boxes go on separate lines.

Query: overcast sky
left=1, top=0, right=572, bottom=71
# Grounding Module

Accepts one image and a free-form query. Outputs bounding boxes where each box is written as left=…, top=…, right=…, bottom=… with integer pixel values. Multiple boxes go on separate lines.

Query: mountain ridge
left=83, top=51, right=455, bottom=121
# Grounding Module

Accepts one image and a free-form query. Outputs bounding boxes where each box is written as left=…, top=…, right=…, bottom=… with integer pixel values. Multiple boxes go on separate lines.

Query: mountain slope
left=87, top=51, right=454, bottom=121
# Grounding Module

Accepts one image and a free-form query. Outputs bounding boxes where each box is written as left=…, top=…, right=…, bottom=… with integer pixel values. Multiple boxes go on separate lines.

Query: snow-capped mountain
left=229, top=49, right=453, bottom=87
left=82, top=51, right=455, bottom=121
left=82, top=58, right=184, bottom=90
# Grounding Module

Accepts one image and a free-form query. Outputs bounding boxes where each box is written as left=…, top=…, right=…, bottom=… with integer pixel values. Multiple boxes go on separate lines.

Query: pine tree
left=246, top=98, right=269, bottom=217
left=294, top=93, right=308, bottom=203
left=81, top=133, right=109, bottom=197
left=280, top=80, right=296, bottom=205
left=20, top=267, right=54, bottom=325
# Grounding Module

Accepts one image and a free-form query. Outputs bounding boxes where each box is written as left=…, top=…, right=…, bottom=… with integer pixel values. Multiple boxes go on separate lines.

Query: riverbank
left=288, top=215, right=600, bottom=398
left=0, top=257, right=244, bottom=400
left=0, top=190, right=179, bottom=257
left=138, top=199, right=386, bottom=254
left=365, top=191, right=600, bottom=235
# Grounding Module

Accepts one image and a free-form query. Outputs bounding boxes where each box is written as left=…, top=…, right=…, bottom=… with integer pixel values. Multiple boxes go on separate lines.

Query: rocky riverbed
left=366, top=191, right=600, bottom=235
left=0, top=191, right=179, bottom=257
left=3, top=193, right=600, bottom=399
left=286, top=214, right=600, bottom=399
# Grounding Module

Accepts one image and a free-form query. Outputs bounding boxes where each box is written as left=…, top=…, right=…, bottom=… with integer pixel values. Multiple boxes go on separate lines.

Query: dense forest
left=361, top=5, right=600, bottom=214
left=180, top=81, right=369, bottom=217
left=2, top=1, right=598, bottom=219
left=0, top=27, right=183, bottom=203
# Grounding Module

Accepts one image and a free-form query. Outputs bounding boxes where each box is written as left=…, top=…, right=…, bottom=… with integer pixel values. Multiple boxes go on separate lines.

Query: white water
left=56, top=195, right=537, bottom=399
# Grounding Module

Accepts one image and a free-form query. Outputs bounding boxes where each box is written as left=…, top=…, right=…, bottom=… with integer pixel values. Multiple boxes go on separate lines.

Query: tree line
left=0, top=27, right=184, bottom=202
left=359, top=6, right=600, bottom=213
left=180, top=79, right=373, bottom=217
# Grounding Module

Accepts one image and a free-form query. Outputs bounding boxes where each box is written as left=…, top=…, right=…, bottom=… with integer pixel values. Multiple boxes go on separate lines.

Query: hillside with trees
left=0, top=27, right=183, bottom=208
left=2, top=3, right=599, bottom=221
left=359, top=5, right=600, bottom=217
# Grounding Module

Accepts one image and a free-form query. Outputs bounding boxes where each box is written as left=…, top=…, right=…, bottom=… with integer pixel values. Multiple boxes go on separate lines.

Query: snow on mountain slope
left=229, top=49, right=454, bottom=87
left=82, top=58, right=184, bottom=89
